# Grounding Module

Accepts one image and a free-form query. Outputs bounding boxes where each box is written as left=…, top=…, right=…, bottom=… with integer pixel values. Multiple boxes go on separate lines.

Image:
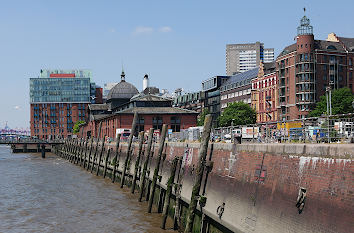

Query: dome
left=107, top=81, right=139, bottom=100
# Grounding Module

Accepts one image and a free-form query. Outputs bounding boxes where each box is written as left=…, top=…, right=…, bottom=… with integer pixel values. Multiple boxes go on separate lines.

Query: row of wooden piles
left=53, top=113, right=214, bottom=233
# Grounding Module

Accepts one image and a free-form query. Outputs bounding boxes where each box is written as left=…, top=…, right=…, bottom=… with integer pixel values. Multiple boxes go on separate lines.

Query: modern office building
left=202, top=76, right=229, bottom=126
left=220, top=68, right=258, bottom=111
left=251, top=62, right=278, bottom=123
left=29, top=69, right=96, bottom=139
left=276, top=14, right=354, bottom=121
left=173, top=91, right=205, bottom=114
left=226, top=42, right=274, bottom=75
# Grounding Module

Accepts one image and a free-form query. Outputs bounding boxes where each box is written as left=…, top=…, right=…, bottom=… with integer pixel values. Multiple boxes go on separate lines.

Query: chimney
left=143, top=74, right=149, bottom=91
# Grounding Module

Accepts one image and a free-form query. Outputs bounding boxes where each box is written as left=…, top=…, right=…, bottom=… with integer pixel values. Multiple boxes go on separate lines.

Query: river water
left=0, top=145, right=172, bottom=233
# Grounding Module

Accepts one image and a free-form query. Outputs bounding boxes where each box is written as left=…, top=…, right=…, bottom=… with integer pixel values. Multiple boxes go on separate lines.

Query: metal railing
left=212, top=113, right=354, bottom=144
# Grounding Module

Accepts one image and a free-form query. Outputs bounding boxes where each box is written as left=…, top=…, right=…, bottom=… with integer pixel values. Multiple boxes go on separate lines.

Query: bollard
left=111, top=134, right=121, bottom=183
left=148, top=124, right=168, bottom=213
left=121, top=112, right=138, bottom=188
left=161, top=156, right=179, bottom=229
left=103, top=148, right=111, bottom=178
left=138, top=129, right=154, bottom=202
left=131, top=131, right=144, bottom=193
left=184, top=114, right=212, bottom=233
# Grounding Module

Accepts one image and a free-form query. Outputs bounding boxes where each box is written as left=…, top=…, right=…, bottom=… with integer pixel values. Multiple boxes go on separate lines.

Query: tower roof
left=297, top=9, right=313, bottom=36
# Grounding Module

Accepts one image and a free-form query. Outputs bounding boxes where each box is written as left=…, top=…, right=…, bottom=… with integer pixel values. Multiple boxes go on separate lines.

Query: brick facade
left=30, top=103, right=88, bottom=139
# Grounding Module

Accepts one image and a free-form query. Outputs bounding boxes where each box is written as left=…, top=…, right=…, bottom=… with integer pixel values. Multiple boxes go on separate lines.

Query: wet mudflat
left=0, top=145, right=174, bottom=233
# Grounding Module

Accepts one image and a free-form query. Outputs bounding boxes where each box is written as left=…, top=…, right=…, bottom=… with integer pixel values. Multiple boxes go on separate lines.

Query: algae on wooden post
left=112, top=134, right=121, bottom=183
left=184, top=114, right=212, bottom=233
left=121, top=112, right=138, bottom=188
left=131, top=131, right=145, bottom=193
left=161, top=156, right=178, bottom=229
left=147, top=124, right=168, bottom=213
left=103, top=148, right=111, bottom=178
left=138, top=129, right=154, bottom=202
left=96, top=135, right=106, bottom=176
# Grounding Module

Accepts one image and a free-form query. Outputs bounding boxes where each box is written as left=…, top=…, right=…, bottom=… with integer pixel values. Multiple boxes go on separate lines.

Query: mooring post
left=81, top=139, right=88, bottom=167
left=184, top=114, right=212, bottom=233
left=41, top=144, right=45, bottom=158
left=138, top=129, right=154, bottom=202
left=161, top=156, right=179, bottom=229
left=91, top=122, right=102, bottom=173
left=131, top=131, right=144, bottom=193
left=173, top=156, right=183, bottom=230
left=147, top=124, right=168, bottom=213
left=96, top=135, right=106, bottom=176
left=103, top=148, right=111, bottom=178
left=78, top=138, right=84, bottom=165
left=121, top=112, right=138, bottom=188
left=200, top=142, right=214, bottom=233
left=86, top=137, right=94, bottom=170
left=111, top=134, right=121, bottom=183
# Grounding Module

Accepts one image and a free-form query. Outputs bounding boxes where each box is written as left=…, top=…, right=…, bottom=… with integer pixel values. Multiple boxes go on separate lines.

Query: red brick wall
left=159, top=143, right=353, bottom=233
left=108, top=142, right=352, bottom=233
left=80, top=113, right=197, bottom=139
left=30, top=103, right=88, bottom=139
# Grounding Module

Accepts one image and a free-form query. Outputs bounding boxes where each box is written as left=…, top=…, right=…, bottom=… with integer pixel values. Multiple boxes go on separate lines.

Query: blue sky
left=0, top=0, right=353, bottom=128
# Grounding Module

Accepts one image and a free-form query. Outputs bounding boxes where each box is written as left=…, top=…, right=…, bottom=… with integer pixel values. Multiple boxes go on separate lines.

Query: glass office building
left=30, top=69, right=95, bottom=139
left=30, top=69, right=93, bottom=103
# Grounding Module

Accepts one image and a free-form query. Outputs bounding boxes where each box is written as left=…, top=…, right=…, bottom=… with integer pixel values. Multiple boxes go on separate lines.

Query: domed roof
left=107, top=81, right=139, bottom=100
left=107, top=71, right=139, bottom=100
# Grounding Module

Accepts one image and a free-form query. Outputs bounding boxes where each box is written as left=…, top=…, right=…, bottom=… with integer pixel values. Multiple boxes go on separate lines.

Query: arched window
left=327, top=45, right=337, bottom=50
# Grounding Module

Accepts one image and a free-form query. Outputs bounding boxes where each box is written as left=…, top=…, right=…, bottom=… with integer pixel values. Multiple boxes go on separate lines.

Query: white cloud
left=110, top=28, right=116, bottom=33
left=14, top=106, right=21, bottom=110
left=133, top=26, right=154, bottom=35
left=159, top=26, right=172, bottom=33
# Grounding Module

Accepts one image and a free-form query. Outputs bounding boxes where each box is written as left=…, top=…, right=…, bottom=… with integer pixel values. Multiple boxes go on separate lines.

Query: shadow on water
left=0, top=145, right=175, bottom=233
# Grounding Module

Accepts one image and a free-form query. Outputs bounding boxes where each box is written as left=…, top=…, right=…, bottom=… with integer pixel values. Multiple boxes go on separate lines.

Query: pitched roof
left=338, top=37, right=354, bottom=51
left=277, top=43, right=297, bottom=58
left=88, top=104, right=108, bottom=111
left=314, top=40, right=346, bottom=52
left=116, top=107, right=198, bottom=115
left=130, top=94, right=172, bottom=102
left=221, top=68, right=258, bottom=87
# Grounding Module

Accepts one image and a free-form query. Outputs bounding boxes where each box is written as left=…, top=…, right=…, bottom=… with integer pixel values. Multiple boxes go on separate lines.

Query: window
left=152, top=116, right=163, bottom=131
left=136, top=117, right=145, bottom=133
left=170, top=116, right=181, bottom=132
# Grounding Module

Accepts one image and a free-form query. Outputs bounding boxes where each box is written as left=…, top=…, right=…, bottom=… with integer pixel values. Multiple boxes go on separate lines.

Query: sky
left=0, top=0, right=353, bottom=129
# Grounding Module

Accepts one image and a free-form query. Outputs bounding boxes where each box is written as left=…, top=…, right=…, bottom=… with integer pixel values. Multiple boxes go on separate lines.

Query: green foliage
left=197, top=109, right=210, bottom=126
left=309, top=88, right=354, bottom=117
left=73, top=120, right=86, bottom=134
left=218, top=102, right=256, bottom=127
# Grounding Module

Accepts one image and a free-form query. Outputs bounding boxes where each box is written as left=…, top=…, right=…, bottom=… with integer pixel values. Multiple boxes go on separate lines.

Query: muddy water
left=0, top=145, right=173, bottom=233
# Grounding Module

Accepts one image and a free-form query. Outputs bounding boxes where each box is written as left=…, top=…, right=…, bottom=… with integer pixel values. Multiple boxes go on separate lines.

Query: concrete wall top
left=165, top=142, right=354, bottom=159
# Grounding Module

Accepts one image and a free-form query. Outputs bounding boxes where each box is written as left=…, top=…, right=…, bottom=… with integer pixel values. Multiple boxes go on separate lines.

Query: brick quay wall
left=117, top=142, right=353, bottom=233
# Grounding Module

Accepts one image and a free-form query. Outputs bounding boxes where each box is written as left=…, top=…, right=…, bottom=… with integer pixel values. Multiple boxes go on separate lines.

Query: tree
left=197, top=109, right=210, bottom=126
left=309, top=87, right=354, bottom=117
left=73, top=120, right=86, bottom=134
left=218, top=102, right=256, bottom=127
